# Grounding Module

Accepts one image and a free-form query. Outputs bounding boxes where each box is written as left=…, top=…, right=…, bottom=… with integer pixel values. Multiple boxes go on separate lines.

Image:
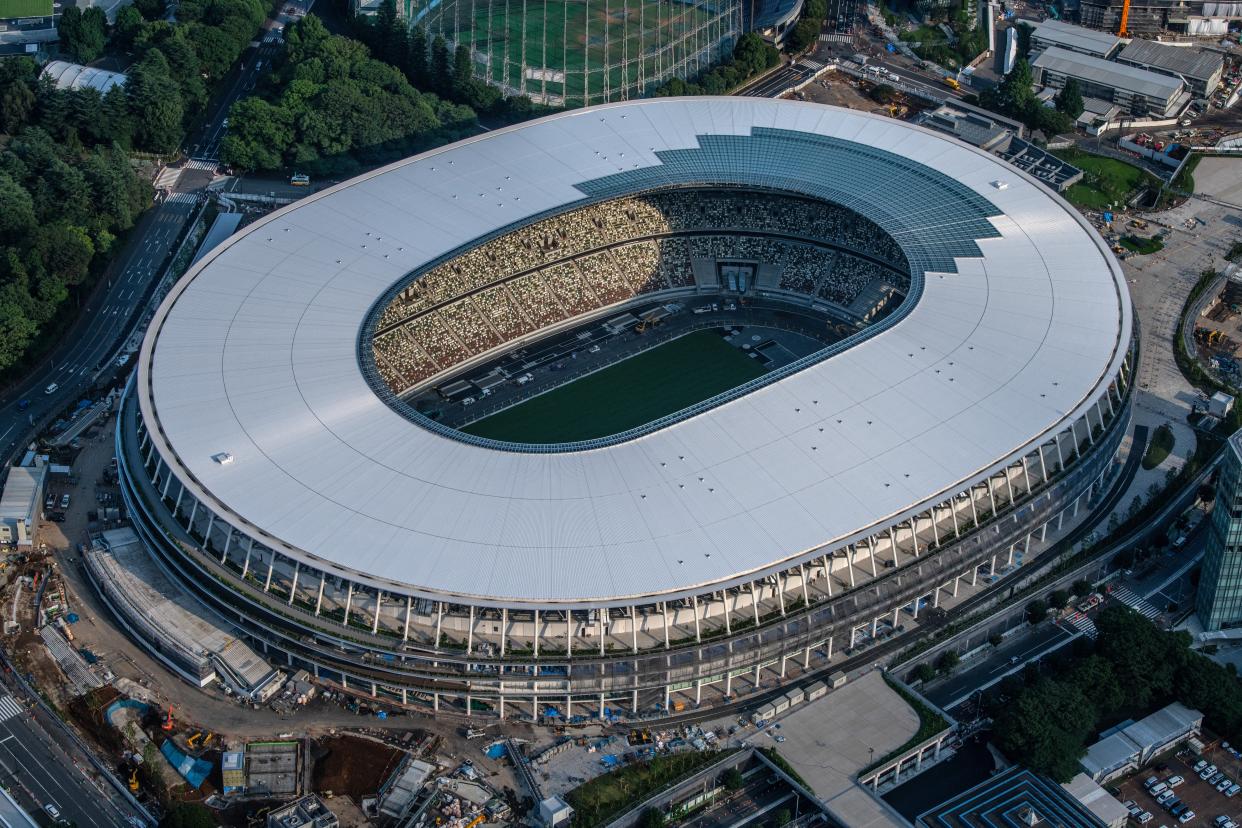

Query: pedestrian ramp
left=1109, top=585, right=1161, bottom=620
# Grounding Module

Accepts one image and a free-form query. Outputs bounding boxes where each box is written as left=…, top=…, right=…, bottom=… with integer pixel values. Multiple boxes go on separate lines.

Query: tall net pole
left=503, top=0, right=511, bottom=88
left=520, top=0, right=528, bottom=94
left=583, top=0, right=590, bottom=107
left=541, top=0, right=548, bottom=101
left=603, top=0, right=611, bottom=102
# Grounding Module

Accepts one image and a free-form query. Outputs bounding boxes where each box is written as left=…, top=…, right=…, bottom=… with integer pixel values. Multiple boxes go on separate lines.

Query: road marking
left=0, top=425, right=12, bottom=443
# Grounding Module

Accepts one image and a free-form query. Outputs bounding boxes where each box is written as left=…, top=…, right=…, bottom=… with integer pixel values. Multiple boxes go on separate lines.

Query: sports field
left=463, top=329, right=766, bottom=443
left=422, top=0, right=733, bottom=105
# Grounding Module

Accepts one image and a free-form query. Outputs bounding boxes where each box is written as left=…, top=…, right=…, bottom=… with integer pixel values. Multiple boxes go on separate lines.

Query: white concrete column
left=533, top=609, right=540, bottom=658
left=403, top=596, right=413, bottom=642
left=661, top=602, right=671, bottom=650
left=372, top=591, right=383, bottom=634
left=751, top=581, right=761, bottom=627
left=343, top=582, right=353, bottom=625
left=220, top=529, right=232, bottom=564
left=467, top=605, right=475, bottom=654
left=799, top=564, right=810, bottom=607
left=435, top=601, right=443, bottom=645
left=263, top=558, right=274, bottom=592
left=315, top=573, right=325, bottom=615
left=692, top=595, right=701, bottom=643
left=630, top=606, right=638, bottom=654
left=288, top=562, right=299, bottom=606
left=721, top=591, right=731, bottom=635
left=500, top=608, right=507, bottom=656
left=241, top=539, right=253, bottom=578
left=821, top=555, right=834, bottom=596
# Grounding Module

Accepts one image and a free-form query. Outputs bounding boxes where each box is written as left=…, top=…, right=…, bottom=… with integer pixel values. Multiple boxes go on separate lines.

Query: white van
left=44, top=383, right=57, bottom=395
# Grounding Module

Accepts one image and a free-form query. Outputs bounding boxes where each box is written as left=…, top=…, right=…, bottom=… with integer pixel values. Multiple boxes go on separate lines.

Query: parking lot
left=1116, top=745, right=1242, bottom=825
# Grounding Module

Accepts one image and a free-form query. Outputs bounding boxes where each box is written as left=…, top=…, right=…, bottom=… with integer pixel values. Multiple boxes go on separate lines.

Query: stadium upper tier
left=371, top=188, right=910, bottom=394
left=135, top=98, right=1131, bottom=607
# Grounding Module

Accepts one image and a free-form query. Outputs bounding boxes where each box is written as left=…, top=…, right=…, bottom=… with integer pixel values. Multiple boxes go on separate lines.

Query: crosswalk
left=184, top=158, right=219, bottom=171
left=165, top=192, right=198, bottom=205
left=801, top=59, right=824, bottom=71
left=0, top=694, right=23, bottom=723
left=1064, top=611, right=1098, bottom=639
left=1110, top=585, right=1162, bottom=620
left=819, top=33, right=852, bottom=41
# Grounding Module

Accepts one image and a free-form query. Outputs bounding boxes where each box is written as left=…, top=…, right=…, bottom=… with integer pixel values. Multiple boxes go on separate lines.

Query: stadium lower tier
left=114, top=333, right=1136, bottom=720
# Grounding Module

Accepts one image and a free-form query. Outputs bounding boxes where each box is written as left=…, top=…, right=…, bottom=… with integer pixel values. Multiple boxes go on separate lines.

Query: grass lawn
left=1120, top=234, right=1164, bottom=255
left=1052, top=148, right=1154, bottom=211
left=1142, top=423, right=1175, bottom=470
left=565, top=751, right=731, bottom=827
left=463, top=329, right=766, bottom=443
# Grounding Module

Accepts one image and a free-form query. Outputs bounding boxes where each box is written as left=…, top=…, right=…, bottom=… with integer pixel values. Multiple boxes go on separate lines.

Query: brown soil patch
left=311, top=735, right=404, bottom=800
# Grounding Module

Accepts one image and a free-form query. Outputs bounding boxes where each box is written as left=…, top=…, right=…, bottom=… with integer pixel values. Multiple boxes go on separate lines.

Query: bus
left=290, top=173, right=310, bottom=186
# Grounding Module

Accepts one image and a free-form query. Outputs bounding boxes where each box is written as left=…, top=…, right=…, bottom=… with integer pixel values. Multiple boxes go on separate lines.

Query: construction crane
left=1118, top=0, right=1130, bottom=35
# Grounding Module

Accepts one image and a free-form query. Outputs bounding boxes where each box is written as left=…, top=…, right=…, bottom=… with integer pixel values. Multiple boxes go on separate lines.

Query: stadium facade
left=117, top=98, right=1135, bottom=721
left=413, top=0, right=742, bottom=106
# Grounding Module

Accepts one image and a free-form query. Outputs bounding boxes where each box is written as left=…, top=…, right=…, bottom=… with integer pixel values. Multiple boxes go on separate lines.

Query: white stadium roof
left=139, top=98, right=1131, bottom=606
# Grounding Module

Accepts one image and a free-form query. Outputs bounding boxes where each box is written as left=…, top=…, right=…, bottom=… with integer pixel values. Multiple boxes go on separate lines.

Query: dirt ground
left=311, top=735, right=404, bottom=800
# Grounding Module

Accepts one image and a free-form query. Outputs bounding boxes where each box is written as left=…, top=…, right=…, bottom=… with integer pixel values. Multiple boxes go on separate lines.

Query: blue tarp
left=484, top=742, right=507, bottom=759
left=160, top=740, right=212, bottom=789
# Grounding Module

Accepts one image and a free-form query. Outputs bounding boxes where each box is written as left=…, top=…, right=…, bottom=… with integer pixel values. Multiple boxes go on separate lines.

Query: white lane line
left=5, top=726, right=106, bottom=827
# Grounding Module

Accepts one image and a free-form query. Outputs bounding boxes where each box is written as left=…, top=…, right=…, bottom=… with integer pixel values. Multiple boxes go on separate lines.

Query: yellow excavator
left=128, top=768, right=139, bottom=793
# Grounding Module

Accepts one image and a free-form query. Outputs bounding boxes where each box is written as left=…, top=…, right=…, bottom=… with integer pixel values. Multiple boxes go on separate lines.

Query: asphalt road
left=186, top=0, right=312, bottom=163
left=923, top=624, right=1073, bottom=709
left=0, top=688, right=137, bottom=827
left=0, top=198, right=197, bottom=465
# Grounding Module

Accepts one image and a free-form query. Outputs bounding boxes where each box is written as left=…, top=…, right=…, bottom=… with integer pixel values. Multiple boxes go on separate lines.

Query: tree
left=407, top=25, right=428, bottom=87
left=58, top=6, right=108, bottom=63
left=1047, top=589, right=1069, bottom=609
left=911, top=662, right=936, bottom=683
left=1071, top=579, right=1093, bottom=598
left=775, top=808, right=794, bottom=826
left=936, top=650, right=960, bottom=674
left=784, top=17, right=821, bottom=52
left=1026, top=599, right=1046, bottom=625
left=722, top=766, right=744, bottom=791
left=1055, top=77, right=1084, bottom=118
left=993, top=677, right=1096, bottom=781
left=126, top=49, right=185, bottom=153
left=0, top=173, right=34, bottom=236
left=431, top=34, right=451, bottom=95
left=988, top=633, right=1004, bottom=647
left=638, top=807, right=667, bottom=828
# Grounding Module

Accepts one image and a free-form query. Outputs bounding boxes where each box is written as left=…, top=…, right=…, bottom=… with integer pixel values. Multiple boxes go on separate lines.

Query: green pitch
left=428, top=0, right=725, bottom=104
left=463, top=329, right=766, bottom=443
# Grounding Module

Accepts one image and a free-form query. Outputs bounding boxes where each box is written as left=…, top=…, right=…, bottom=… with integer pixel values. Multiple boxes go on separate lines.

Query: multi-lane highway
left=0, top=688, right=140, bottom=827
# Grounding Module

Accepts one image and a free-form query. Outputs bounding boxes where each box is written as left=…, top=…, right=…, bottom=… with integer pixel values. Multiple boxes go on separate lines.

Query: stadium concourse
left=115, top=98, right=1135, bottom=722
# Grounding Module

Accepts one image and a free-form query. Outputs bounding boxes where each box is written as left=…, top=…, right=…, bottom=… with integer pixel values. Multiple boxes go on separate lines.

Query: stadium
left=116, top=97, right=1135, bottom=722
left=413, top=0, right=741, bottom=106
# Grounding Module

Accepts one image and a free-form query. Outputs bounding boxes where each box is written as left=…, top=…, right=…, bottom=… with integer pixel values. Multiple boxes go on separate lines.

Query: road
left=185, top=0, right=311, bottom=163
left=923, top=624, right=1073, bottom=710
left=0, top=682, right=139, bottom=827
left=0, top=198, right=198, bottom=465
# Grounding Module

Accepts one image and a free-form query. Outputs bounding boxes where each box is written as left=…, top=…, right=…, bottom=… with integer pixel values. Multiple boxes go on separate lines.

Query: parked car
left=1195, top=760, right=1209, bottom=773
left=59, top=493, right=69, bottom=509
left=1201, top=765, right=1218, bottom=780
left=1218, top=777, right=1234, bottom=792
left=1226, top=784, right=1240, bottom=797
left=1157, top=791, right=1176, bottom=805
left=1152, top=783, right=1170, bottom=796
left=1181, top=811, right=1197, bottom=824
left=1168, top=776, right=1186, bottom=788
left=1147, top=776, right=1162, bottom=789
left=1138, top=812, right=1154, bottom=824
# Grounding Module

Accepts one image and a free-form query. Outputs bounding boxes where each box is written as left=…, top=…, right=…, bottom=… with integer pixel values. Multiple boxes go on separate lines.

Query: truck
left=942, top=76, right=961, bottom=90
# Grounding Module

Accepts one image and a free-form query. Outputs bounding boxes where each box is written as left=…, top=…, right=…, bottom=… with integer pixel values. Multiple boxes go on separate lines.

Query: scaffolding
left=414, top=0, right=742, bottom=106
